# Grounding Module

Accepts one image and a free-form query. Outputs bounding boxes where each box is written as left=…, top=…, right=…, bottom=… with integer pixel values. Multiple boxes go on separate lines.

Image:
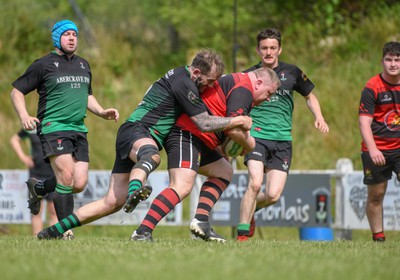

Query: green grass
left=1, top=225, right=399, bottom=280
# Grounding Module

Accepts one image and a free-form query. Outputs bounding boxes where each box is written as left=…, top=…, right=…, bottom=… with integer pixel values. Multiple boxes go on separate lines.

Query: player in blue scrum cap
left=10, top=19, right=119, bottom=239
left=51, top=19, right=79, bottom=51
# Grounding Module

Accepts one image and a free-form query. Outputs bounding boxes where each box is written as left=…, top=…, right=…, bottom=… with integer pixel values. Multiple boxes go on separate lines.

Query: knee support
left=133, top=144, right=160, bottom=176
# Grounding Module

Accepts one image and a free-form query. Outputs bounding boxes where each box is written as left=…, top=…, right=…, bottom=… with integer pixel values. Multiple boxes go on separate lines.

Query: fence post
left=334, top=158, right=354, bottom=240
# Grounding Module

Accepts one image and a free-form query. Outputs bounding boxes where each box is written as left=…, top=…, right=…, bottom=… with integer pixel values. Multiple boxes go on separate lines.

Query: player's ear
left=255, top=79, right=262, bottom=90
left=192, top=68, right=201, bottom=77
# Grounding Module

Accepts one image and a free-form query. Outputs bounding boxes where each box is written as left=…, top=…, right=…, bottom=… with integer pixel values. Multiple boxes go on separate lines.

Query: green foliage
left=2, top=0, right=400, bottom=170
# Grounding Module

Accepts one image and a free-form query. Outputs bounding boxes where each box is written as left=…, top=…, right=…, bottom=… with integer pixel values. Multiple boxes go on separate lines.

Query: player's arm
left=225, top=127, right=255, bottom=155
left=224, top=86, right=255, bottom=155
left=190, top=112, right=252, bottom=133
left=87, top=95, right=119, bottom=122
left=10, top=88, right=39, bottom=131
left=359, top=115, right=385, bottom=166
left=9, top=132, right=34, bottom=168
left=304, top=92, right=329, bottom=133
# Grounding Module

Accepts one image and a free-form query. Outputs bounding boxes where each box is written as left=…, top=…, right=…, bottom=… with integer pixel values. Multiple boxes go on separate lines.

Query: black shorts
left=244, top=139, right=292, bottom=173
left=361, top=150, right=400, bottom=185
left=164, top=126, right=223, bottom=172
left=112, top=121, right=159, bottom=174
left=40, top=131, right=89, bottom=163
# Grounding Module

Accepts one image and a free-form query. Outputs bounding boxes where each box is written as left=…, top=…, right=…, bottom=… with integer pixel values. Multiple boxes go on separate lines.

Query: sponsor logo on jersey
left=187, top=90, right=197, bottom=102
left=165, top=69, right=174, bottom=79
left=56, top=76, right=90, bottom=84
left=381, top=94, right=392, bottom=102
left=54, top=62, right=59, bottom=67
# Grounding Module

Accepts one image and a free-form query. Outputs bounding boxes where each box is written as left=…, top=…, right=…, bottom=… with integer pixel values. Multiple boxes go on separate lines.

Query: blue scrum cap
left=51, top=20, right=78, bottom=49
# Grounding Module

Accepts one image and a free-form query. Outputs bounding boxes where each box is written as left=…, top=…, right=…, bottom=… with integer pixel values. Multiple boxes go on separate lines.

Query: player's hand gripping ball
left=222, top=137, right=244, bottom=157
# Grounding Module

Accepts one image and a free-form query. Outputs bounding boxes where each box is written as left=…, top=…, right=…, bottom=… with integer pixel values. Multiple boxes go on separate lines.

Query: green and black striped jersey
left=127, top=66, right=207, bottom=147
left=244, top=61, right=314, bottom=141
left=13, top=51, right=92, bottom=134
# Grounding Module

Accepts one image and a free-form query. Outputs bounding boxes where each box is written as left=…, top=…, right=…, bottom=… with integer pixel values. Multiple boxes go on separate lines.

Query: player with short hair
left=37, top=49, right=253, bottom=239
left=237, top=27, right=329, bottom=241
left=130, top=67, right=281, bottom=242
left=359, top=41, right=400, bottom=242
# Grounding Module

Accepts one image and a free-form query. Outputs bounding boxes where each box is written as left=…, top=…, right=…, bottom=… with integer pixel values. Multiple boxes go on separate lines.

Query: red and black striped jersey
left=359, top=73, right=400, bottom=151
left=175, top=73, right=254, bottom=149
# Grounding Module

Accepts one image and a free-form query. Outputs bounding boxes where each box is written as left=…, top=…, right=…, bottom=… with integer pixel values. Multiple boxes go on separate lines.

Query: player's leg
left=37, top=173, right=130, bottom=239
left=237, top=139, right=268, bottom=240
left=46, top=193, right=58, bottom=226
left=361, top=150, right=391, bottom=242
left=31, top=202, right=45, bottom=236
left=236, top=159, right=264, bottom=240
left=130, top=168, right=193, bottom=241
left=130, top=127, right=197, bottom=241
left=26, top=176, right=57, bottom=215
left=190, top=156, right=232, bottom=242
left=259, top=140, right=291, bottom=207
left=366, top=182, right=387, bottom=241
left=26, top=176, right=56, bottom=199
left=37, top=127, right=132, bottom=240
left=123, top=138, right=160, bottom=213
left=261, top=169, right=288, bottom=206
left=50, top=154, right=76, bottom=222
left=120, top=123, right=160, bottom=213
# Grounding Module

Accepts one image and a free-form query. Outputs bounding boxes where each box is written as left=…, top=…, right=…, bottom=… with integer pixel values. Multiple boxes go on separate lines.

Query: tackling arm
left=190, top=112, right=252, bottom=132
left=225, top=127, right=255, bottom=155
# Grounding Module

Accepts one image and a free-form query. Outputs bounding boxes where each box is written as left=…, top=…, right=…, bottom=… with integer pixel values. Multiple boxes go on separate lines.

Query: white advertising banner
left=0, top=170, right=182, bottom=226
left=342, top=172, right=400, bottom=230
left=0, top=170, right=31, bottom=224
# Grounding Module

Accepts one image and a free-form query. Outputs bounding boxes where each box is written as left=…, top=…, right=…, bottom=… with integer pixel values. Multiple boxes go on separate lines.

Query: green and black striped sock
left=128, top=179, right=142, bottom=196
left=48, top=213, right=81, bottom=237
left=237, top=223, right=250, bottom=236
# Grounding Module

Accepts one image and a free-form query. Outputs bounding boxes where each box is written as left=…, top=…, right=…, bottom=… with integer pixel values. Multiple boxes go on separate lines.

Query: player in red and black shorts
left=36, top=49, right=253, bottom=240
left=131, top=68, right=280, bottom=242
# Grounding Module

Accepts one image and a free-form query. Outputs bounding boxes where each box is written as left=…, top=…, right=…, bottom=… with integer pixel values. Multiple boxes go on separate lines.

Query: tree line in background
left=1, top=0, right=400, bottom=170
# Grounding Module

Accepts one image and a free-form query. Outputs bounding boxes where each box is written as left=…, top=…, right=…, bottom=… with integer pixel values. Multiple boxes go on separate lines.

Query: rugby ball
left=222, top=137, right=244, bottom=157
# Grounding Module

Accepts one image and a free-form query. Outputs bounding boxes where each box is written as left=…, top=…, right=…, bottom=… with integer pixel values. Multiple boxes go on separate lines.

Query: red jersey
left=175, top=73, right=254, bottom=149
left=359, top=73, right=400, bottom=151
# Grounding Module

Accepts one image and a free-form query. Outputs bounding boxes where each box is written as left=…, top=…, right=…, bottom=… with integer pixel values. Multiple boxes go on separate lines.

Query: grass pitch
left=1, top=225, right=399, bottom=280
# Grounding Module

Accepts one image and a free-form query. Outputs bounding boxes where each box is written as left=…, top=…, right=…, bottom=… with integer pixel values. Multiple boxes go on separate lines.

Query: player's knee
left=72, top=177, right=88, bottom=193
left=249, top=181, right=263, bottom=193
left=58, top=171, right=74, bottom=186
left=266, top=192, right=281, bottom=204
left=133, top=144, right=160, bottom=176
left=215, top=166, right=233, bottom=182
left=104, top=194, right=125, bottom=212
